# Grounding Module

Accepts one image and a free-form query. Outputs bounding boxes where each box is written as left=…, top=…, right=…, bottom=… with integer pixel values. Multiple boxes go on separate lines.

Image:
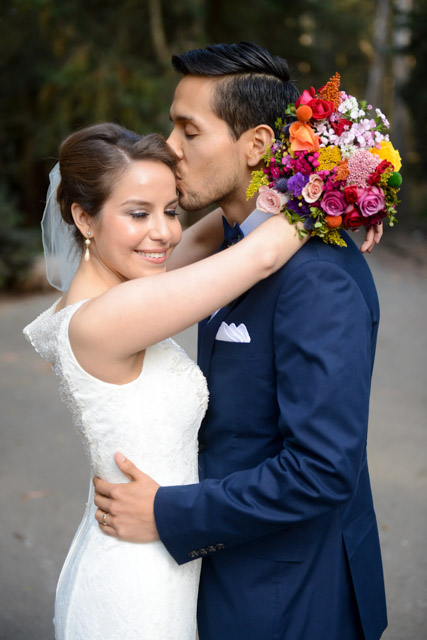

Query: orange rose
left=289, top=121, right=320, bottom=152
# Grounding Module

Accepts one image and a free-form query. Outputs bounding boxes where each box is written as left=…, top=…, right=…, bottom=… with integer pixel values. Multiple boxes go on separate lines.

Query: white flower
left=375, top=108, right=390, bottom=129
left=340, top=144, right=357, bottom=159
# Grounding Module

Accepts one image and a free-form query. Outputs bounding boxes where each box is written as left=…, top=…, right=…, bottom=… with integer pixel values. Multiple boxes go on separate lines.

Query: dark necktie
left=219, top=216, right=244, bottom=250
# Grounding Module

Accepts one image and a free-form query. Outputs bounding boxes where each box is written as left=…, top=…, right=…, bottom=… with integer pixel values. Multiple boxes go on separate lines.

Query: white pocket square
left=215, top=322, right=251, bottom=343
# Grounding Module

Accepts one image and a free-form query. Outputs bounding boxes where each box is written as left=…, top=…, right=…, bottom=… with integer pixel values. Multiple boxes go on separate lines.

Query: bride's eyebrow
left=121, top=198, right=179, bottom=207
left=121, top=199, right=151, bottom=206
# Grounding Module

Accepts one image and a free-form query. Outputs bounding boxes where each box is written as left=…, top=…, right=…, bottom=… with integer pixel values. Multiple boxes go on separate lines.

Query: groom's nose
left=166, top=129, right=182, bottom=159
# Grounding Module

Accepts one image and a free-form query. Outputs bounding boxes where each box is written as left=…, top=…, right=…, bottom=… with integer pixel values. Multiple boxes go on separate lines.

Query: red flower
left=366, top=211, right=387, bottom=226
left=307, top=99, right=335, bottom=120
left=368, top=158, right=394, bottom=185
left=376, top=159, right=393, bottom=174
left=295, top=87, right=316, bottom=107
left=343, top=205, right=365, bottom=229
left=367, top=170, right=381, bottom=187
left=368, top=171, right=382, bottom=186
left=331, top=118, right=352, bottom=136
left=344, top=185, right=358, bottom=204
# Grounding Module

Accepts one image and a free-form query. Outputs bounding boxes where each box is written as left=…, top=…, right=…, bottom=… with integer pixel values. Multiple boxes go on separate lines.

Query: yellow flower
left=318, top=145, right=342, bottom=171
left=246, top=170, right=269, bottom=200
left=370, top=140, right=402, bottom=171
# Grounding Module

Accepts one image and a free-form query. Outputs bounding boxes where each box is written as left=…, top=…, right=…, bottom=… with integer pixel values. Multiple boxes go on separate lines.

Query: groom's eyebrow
left=169, top=114, right=197, bottom=124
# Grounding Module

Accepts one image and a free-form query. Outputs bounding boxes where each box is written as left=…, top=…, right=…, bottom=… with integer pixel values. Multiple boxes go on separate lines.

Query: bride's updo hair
left=57, top=123, right=178, bottom=247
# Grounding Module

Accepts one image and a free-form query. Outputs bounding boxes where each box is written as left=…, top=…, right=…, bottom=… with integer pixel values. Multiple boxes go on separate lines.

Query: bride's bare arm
left=167, top=206, right=384, bottom=270
left=70, top=215, right=307, bottom=378
left=166, top=207, right=224, bottom=270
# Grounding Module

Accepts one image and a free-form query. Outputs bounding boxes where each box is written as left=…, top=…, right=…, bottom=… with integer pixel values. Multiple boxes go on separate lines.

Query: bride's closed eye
left=129, top=211, right=149, bottom=219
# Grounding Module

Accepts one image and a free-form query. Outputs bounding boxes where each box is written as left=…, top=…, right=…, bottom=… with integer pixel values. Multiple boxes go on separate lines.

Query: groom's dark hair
left=171, top=42, right=299, bottom=139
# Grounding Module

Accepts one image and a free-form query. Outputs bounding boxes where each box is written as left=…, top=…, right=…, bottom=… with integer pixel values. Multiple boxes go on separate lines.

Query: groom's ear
left=247, top=124, right=275, bottom=168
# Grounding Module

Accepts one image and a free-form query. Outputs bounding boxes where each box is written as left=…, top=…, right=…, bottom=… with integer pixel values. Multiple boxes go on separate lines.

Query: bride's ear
left=71, top=203, right=91, bottom=239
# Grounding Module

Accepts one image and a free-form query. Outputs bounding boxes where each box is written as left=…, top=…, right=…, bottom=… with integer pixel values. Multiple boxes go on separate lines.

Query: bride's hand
left=359, top=222, right=384, bottom=253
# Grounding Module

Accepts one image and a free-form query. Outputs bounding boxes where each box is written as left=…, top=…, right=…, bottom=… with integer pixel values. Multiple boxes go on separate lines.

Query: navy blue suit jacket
left=155, top=233, right=387, bottom=640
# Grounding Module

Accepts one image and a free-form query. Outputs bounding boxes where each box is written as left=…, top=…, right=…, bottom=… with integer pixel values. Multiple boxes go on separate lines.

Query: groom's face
left=167, top=75, right=250, bottom=211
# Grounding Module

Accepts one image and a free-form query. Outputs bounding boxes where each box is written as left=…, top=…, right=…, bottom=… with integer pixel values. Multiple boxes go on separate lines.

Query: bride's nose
left=149, top=214, right=173, bottom=242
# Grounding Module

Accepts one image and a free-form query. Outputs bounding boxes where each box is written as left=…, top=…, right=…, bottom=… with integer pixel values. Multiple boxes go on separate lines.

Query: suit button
left=198, top=441, right=206, bottom=453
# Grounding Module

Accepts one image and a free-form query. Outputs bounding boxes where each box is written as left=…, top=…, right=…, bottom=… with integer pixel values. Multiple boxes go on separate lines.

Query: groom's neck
left=221, top=192, right=255, bottom=227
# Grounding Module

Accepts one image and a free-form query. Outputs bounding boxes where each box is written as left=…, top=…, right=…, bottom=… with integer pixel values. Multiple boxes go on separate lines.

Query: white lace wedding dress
left=24, top=299, right=208, bottom=639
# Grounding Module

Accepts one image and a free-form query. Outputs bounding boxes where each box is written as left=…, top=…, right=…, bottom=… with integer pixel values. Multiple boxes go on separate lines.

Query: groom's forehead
left=170, top=75, right=219, bottom=116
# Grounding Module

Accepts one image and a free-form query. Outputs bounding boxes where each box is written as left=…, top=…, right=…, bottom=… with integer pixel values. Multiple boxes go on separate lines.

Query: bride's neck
left=61, top=260, right=120, bottom=308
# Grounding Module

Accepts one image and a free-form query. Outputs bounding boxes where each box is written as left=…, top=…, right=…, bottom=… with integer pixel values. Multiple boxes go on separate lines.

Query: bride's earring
left=84, top=231, right=91, bottom=262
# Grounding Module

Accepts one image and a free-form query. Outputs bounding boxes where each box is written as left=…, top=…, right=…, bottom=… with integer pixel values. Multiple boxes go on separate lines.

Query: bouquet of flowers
left=247, top=73, right=402, bottom=247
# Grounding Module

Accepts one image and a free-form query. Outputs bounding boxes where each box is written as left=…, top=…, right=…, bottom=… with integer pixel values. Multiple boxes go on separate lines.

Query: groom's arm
left=153, top=257, right=378, bottom=564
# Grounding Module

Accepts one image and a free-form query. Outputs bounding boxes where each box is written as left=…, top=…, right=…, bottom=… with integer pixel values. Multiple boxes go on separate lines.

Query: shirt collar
left=240, top=208, right=273, bottom=236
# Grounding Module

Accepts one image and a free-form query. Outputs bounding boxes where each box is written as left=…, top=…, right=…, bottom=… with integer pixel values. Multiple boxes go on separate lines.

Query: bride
left=23, top=122, right=308, bottom=639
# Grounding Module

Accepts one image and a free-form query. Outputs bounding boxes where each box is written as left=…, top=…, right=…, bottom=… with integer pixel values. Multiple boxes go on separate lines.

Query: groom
left=94, top=43, right=387, bottom=639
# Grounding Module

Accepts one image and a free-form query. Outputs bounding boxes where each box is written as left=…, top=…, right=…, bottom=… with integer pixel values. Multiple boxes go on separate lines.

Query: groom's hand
left=93, top=453, right=160, bottom=543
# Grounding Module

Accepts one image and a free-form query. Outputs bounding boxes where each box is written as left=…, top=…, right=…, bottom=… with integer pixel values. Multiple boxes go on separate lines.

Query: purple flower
left=282, top=124, right=291, bottom=138
left=286, top=197, right=311, bottom=218
left=303, top=216, right=316, bottom=230
left=287, top=172, right=310, bottom=197
left=275, top=177, right=289, bottom=193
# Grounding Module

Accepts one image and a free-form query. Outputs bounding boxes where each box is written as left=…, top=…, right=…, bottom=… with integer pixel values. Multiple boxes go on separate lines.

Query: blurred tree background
left=0, top=0, right=425, bottom=289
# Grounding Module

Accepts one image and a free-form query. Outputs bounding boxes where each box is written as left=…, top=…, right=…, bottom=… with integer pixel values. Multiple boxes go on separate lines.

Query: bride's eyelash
left=129, top=212, right=148, bottom=219
left=128, top=210, right=179, bottom=219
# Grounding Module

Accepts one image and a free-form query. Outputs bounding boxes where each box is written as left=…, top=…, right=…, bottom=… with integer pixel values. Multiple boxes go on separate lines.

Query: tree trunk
left=391, top=0, right=413, bottom=219
left=366, top=0, right=391, bottom=109
left=149, top=0, right=169, bottom=63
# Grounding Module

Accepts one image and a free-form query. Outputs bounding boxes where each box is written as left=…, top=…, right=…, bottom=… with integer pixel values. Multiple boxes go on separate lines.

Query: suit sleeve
left=154, top=258, right=376, bottom=564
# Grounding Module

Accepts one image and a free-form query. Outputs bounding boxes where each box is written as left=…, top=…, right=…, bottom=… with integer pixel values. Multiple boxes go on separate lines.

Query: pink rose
left=357, top=186, right=385, bottom=217
left=320, top=190, right=346, bottom=216
left=302, top=174, right=324, bottom=203
left=256, top=185, right=289, bottom=215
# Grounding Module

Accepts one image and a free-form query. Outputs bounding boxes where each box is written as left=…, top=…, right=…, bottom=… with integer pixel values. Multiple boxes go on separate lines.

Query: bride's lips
left=135, top=250, right=168, bottom=264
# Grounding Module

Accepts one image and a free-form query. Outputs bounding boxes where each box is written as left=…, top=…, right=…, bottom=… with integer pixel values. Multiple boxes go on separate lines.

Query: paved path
left=1, top=239, right=426, bottom=639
